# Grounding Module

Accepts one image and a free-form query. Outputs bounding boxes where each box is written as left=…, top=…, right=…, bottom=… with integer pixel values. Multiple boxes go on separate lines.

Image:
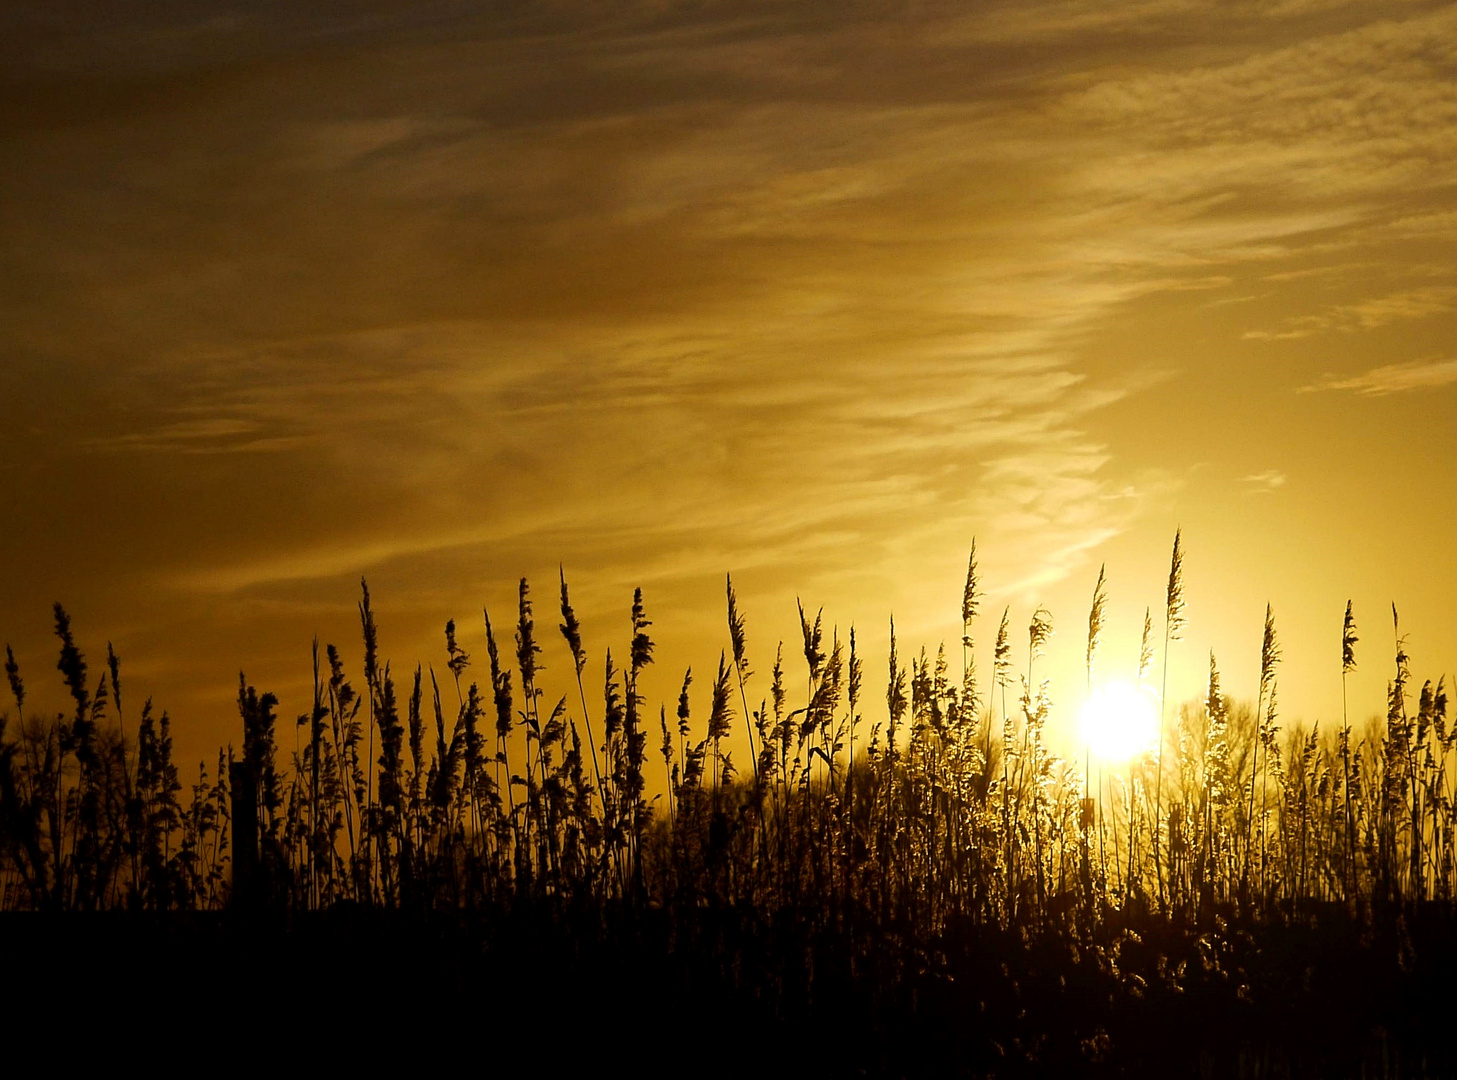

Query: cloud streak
left=1241, top=470, right=1287, bottom=493
left=1300, top=358, right=1457, bottom=396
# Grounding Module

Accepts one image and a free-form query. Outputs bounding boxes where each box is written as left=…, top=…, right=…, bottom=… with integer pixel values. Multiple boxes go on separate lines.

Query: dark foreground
left=3, top=903, right=1452, bottom=1078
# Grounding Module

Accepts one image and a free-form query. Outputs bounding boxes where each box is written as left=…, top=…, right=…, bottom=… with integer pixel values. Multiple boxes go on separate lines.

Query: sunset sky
left=3, top=0, right=1455, bottom=771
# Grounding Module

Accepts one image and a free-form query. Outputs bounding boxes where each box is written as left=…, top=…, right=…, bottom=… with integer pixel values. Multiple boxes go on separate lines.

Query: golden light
left=1078, top=681, right=1159, bottom=764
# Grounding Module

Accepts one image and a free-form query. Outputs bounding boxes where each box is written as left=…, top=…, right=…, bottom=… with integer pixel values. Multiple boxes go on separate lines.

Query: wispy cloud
left=1244, top=284, right=1457, bottom=339
left=1299, top=358, right=1457, bottom=396
left=1241, top=470, right=1287, bottom=493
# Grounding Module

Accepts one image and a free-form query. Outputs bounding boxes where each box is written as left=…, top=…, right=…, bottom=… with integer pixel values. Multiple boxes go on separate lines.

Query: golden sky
left=3, top=0, right=1455, bottom=769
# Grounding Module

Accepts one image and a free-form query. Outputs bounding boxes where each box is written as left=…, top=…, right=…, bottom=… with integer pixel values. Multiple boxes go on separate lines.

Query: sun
left=1078, top=680, right=1159, bottom=763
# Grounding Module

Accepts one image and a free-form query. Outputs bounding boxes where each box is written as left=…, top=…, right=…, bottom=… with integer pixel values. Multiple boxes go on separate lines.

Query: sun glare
left=1078, top=681, right=1159, bottom=763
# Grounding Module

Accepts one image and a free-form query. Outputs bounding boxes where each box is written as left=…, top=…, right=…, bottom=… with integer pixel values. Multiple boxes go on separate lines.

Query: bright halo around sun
left=1078, top=681, right=1159, bottom=763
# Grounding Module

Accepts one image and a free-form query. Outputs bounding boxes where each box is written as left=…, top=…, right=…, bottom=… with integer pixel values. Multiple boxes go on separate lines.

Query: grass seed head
left=1260, top=604, right=1281, bottom=699
left=994, top=608, right=1012, bottom=689
left=1342, top=600, right=1358, bottom=674
left=53, top=602, right=89, bottom=722
left=1138, top=608, right=1154, bottom=684
left=559, top=567, right=587, bottom=676
left=727, top=574, right=750, bottom=681
left=1165, top=528, right=1187, bottom=641
left=516, top=578, right=541, bottom=690
left=5, top=644, right=23, bottom=716
left=962, top=540, right=980, bottom=628
left=1086, top=564, right=1108, bottom=676
left=1028, top=606, right=1053, bottom=661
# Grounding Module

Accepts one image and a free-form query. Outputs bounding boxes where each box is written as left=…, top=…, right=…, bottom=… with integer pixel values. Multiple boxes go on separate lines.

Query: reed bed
left=2, top=541, right=1453, bottom=1075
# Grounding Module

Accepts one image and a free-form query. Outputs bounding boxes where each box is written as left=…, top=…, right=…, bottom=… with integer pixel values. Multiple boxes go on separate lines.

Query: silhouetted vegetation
left=2, top=542, right=1454, bottom=1076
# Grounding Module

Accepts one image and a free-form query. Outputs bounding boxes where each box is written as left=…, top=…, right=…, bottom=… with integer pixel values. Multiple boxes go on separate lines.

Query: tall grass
left=0, top=544, right=1450, bottom=936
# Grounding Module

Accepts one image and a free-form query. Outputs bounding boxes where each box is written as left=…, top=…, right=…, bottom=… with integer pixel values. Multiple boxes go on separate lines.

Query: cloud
left=5, top=0, right=1457, bottom=751
left=1299, top=358, right=1457, bottom=396
left=1244, top=284, right=1457, bottom=339
left=1241, top=470, right=1287, bottom=493
left=1056, top=3, right=1457, bottom=270
left=118, top=311, right=1135, bottom=604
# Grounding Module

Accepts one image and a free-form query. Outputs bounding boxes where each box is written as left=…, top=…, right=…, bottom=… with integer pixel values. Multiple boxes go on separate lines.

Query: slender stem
left=1343, top=669, right=1352, bottom=903
left=1155, top=624, right=1171, bottom=911
left=1246, top=684, right=1263, bottom=899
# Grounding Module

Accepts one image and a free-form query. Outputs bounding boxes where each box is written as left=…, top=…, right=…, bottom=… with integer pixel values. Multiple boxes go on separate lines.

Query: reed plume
left=707, top=652, right=734, bottom=790
left=1085, top=564, right=1107, bottom=680
left=1165, top=529, right=1186, bottom=641
left=1138, top=608, right=1154, bottom=685
left=993, top=607, right=1012, bottom=704
left=1342, top=601, right=1358, bottom=675
left=726, top=574, right=758, bottom=782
